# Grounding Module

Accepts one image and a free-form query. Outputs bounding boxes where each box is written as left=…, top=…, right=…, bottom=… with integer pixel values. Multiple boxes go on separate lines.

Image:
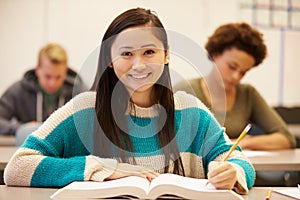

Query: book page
left=149, top=173, right=212, bottom=191
left=67, top=176, right=150, bottom=190
left=51, top=174, right=243, bottom=200
left=147, top=174, right=243, bottom=200
left=51, top=176, right=150, bottom=199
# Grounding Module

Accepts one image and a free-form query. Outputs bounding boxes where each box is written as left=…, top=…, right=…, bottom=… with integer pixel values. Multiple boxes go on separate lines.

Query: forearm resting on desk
left=235, top=132, right=291, bottom=150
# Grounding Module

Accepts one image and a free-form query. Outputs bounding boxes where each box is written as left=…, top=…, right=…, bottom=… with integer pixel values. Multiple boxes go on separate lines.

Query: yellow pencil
left=223, top=123, right=252, bottom=161
left=265, top=188, right=272, bottom=200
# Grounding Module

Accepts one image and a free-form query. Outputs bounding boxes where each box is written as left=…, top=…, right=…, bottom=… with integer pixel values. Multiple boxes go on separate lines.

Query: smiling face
left=110, top=27, right=169, bottom=102
left=212, top=47, right=255, bottom=91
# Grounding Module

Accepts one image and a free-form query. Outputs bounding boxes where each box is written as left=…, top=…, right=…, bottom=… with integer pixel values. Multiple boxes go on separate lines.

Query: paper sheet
left=273, top=184, right=300, bottom=199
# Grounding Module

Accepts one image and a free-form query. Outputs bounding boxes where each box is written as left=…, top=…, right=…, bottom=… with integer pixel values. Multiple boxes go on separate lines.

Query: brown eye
left=121, top=52, right=132, bottom=56
left=144, top=49, right=155, bottom=55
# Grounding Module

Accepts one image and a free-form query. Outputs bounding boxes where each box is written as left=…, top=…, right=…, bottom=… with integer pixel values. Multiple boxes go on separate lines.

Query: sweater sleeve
left=248, top=85, right=296, bottom=148
left=0, top=86, right=21, bottom=135
left=4, top=92, right=117, bottom=187
left=4, top=147, right=117, bottom=187
left=201, top=115, right=255, bottom=194
left=174, top=91, right=255, bottom=194
left=204, top=115, right=255, bottom=194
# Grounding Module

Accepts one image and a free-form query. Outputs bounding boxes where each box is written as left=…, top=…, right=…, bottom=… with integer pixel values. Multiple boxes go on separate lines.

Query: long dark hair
left=91, top=8, right=184, bottom=175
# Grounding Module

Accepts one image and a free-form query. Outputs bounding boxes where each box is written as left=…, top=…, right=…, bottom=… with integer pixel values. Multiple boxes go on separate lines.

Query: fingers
left=138, top=168, right=159, bottom=181
left=145, top=171, right=160, bottom=182
left=107, top=163, right=159, bottom=181
left=207, top=161, right=237, bottom=190
left=129, top=168, right=159, bottom=180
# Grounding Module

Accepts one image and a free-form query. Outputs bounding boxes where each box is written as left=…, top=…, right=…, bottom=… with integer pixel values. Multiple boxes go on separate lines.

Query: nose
left=232, top=71, right=242, bottom=82
left=132, top=55, right=146, bottom=71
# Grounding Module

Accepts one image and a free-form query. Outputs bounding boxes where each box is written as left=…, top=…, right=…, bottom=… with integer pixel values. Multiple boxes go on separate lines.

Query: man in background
left=0, top=43, right=86, bottom=144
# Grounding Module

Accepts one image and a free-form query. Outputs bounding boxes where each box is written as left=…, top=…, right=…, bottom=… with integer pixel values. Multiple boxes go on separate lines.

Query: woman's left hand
left=207, top=161, right=237, bottom=190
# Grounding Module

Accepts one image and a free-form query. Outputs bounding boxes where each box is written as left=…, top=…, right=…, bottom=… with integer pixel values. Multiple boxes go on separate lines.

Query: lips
left=128, top=72, right=151, bottom=80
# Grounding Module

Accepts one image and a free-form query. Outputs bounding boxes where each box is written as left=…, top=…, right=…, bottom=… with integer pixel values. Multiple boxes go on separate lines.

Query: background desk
left=0, top=136, right=15, bottom=146
left=0, top=146, right=17, bottom=171
left=288, top=124, right=300, bottom=138
left=288, top=124, right=300, bottom=147
left=245, top=149, right=300, bottom=171
left=0, top=146, right=18, bottom=185
left=0, top=185, right=297, bottom=200
left=1, top=147, right=300, bottom=176
left=2, top=147, right=300, bottom=171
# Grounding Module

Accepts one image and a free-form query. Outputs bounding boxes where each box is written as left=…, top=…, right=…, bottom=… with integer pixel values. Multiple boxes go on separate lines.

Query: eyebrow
left=119, top=44, right=157, bottom=50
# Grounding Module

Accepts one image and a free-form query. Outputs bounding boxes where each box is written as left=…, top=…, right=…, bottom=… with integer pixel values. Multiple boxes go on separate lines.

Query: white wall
left=0, top=0, right=299, bottom=106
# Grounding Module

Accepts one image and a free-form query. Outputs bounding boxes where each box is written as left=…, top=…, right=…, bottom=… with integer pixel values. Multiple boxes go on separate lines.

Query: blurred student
left=0, top=43, right=87, bottom=143
left=174, top=22, right=296, bottom=150
left=4, top=8, right=255, bottom=194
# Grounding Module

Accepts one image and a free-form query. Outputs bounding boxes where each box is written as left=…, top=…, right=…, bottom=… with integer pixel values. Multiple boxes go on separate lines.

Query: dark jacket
left=0, top=68, right=87, bottom=135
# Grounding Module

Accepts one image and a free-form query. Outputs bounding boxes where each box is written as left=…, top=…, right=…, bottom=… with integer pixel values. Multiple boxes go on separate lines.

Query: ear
left=108, top=63, right=113, bottom=68
left=35, top=65, right=40, bottom=77
left=211, top=53, right=218, bottom=61
left=164, top=46, right=170, bottom=65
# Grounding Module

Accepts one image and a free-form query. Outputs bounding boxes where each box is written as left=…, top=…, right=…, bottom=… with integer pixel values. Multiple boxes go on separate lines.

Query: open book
left=50, top=173, right=243, bottom=199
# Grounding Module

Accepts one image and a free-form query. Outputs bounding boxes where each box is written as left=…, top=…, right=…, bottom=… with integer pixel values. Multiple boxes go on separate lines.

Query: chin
left=45, top=89, right=58, bottom=94
left=132, top=84, right=153, bottom=93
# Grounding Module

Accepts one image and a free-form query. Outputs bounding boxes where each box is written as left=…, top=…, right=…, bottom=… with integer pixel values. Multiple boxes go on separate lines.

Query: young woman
left=4, top=8, right=254, bottom=194
left=174, top=22, right=296, bottom=150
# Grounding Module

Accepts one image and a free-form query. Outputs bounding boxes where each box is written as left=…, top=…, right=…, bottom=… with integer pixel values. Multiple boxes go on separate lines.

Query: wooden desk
left=0, top=146, right=18, bottom=171
left=288, top=124, right=300, bottom=138
left=0, top=185, right=297, bottom=200
left=245, top=149, right=300, bottom=171
left=0, top=185, right=56, bottom=200
left=0, top=136, right=15, bottom=146
left=244, top=187, right=298, bottom=200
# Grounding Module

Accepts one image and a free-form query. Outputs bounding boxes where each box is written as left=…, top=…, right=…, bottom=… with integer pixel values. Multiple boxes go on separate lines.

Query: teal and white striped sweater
left=4, top=91, right=255, bottom=194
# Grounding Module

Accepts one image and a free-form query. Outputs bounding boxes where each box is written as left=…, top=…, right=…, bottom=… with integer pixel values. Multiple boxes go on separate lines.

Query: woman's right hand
left=106, top=163, right=159, bottom=182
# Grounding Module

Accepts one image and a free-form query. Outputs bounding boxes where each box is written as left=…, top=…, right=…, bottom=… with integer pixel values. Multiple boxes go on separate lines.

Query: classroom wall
left=0, top=0, right=299, bottom=106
